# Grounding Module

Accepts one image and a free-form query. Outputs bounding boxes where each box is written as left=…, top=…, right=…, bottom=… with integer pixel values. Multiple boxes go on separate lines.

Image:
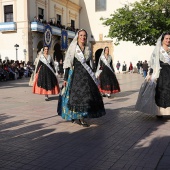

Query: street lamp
left=14, top=44, right=19, bottom=61
left=23, top=49, right=27, bottom=62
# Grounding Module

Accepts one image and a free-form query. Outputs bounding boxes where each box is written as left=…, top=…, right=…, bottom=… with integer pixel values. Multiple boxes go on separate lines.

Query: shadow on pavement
left=114, top=90, right=139, bottom=98
left=0, top=77, right=63, bottom=89
left=0, top=78, right=30, bottom=89
left=0, top=105, right=170, bottom=169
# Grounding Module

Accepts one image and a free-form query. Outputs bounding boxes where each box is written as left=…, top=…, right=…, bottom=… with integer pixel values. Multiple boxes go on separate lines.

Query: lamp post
left=23, top=49, right=27, bottom=62
left=14, top=44, right=19, bottom=61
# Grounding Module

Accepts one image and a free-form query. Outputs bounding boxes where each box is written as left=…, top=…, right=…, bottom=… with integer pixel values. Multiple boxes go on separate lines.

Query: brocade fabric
left=99, top=60, right=120, bottom=94
left=68, top=57, right=105, bottom=116
left=155, top=61, right=170, bottom=108
left=36, top=60, right=57, bottom=91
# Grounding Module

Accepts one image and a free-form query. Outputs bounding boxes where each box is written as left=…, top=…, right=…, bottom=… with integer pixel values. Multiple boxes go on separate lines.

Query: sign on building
left=44, top=25, right=52, bottom=48
left=61, top=30, right=68, bottom=50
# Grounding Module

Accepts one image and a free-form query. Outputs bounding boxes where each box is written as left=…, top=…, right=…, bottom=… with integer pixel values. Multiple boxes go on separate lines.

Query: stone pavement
left=0, top=73, right=170, bottom=170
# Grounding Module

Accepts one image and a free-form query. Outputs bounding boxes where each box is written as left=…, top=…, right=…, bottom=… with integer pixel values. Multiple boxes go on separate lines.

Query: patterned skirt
left=57, top=69, right=106, bottom=120
left=99, top=66, right=120, bottom=94
left=155, top=62, right=170, bottom=108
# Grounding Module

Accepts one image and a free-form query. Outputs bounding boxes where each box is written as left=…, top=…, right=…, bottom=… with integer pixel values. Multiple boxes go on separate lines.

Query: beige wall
left=28, top=0, right=80, bottom=29
left=0, top=0, right=29, bottom=61
left=80, top=0, right=154, bottom=71
left=0, top=0, right=81, bottom=61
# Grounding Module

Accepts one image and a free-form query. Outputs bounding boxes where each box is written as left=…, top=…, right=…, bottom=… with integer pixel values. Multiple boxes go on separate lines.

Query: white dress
left=54, top=61, right=59, bottom=76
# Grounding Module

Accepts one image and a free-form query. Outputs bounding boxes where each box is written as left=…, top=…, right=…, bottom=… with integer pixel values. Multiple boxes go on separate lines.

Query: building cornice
left=54, top=5, right=64, bottom=14
left=69, top=10, right=77, bottom=19
left=52, top=0, right=81, bottom=12
left=36, top=0, right=46, bottom=6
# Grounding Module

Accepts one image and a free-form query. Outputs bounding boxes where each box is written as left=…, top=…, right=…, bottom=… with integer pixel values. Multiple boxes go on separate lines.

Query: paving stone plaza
left=0, top=73, right=170, bottom=170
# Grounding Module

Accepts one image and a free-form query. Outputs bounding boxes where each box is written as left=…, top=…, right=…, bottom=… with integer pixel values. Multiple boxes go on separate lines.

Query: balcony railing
left=0, top=22, right=17, bottom=32
left=31, top=22, right=44, bottom=32
left=67, top=30, right=76, bottom=39
left=30, top=22, right=75, bottom=38
left=51, top=26, right=61, bottom=36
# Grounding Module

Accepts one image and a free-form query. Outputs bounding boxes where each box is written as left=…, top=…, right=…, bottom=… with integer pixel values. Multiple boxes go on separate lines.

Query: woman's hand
left=146, top=75, right=151, bottom=82
left=146, top=75, right=157, bottom=83
left=63, top=81, right=67, bottom=87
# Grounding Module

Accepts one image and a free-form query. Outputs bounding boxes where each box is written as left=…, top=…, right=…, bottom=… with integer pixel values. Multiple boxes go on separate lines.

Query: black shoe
left=79, top=120, right=89, bottom=127
left=156, top=115, right=163, bottom=119
left=107, top=94, right=111, bottom=98
left=72, top=119, right=81, bottom=125
left=45, top=95, right=49, bottom=101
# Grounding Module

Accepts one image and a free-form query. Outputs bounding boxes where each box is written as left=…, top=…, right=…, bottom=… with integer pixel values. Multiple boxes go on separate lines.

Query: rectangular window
left=71, top=19, right=75, bottom=28
left=57, top=14, right=61, bottom=25
left=4, top=5, right=13, bottom=22
left=95, top=0, right=106, bottom=12
left=38, top=7, right=44, bottom=20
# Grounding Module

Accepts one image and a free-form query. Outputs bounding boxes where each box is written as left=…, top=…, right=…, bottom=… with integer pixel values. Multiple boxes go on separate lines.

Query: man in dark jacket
left=142, top=60, right=148, bottom=78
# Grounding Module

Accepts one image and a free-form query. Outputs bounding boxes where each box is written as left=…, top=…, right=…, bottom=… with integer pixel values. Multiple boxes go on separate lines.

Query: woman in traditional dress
left=147, top=32, right=170, bottom=117
left=122, top=61, right=127, bottom=74
left=29, top=50, right=42, bottom=86
left=33, top=46, right=60, bottom=101
left=96, top=47, right=120, bottom=98
left=58, top=29, right=106, bottom=127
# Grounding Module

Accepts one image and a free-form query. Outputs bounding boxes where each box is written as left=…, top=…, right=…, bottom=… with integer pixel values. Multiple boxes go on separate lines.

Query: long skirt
left=155, top=62, right=170, bottom=115
left=33, top=63, right=60, bottom=95
left=58, top=69, right=106, bottom=120
left=99, top=66, right=120, bottom=94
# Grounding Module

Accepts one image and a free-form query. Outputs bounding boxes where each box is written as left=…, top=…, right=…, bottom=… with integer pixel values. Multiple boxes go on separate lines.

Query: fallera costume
left=122, top=63, right=127, bottom=72
left=136, top=34, right=170, bottom=116
left=57, top=30, right=106, bottom=120
left=149, top=36, right=170, bottom=115
left=29, top=51, right=41, bottom=86
left=96, top=50, right=120, bottom=95
left=33, top=54, right=60, bottom=95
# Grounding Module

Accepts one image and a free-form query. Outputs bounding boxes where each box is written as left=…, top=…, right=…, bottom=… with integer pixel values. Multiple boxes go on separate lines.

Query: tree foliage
left=101, top=0, right=170, bottom=45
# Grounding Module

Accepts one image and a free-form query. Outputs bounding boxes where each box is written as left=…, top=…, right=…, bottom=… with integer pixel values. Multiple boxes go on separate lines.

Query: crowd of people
left=113, top=60, right=149, bottom=77
left=33, top=16, right=79, bottom=33
left=136, top=60, right=149, bottom=77
left=0, top=59, right=33, bottom=82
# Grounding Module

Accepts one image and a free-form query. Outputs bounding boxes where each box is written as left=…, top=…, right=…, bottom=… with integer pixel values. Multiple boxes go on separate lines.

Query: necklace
left=78, top=43, right=85, bottom=52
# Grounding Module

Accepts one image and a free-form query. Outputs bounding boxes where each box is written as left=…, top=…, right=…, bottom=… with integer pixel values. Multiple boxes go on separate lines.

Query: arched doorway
left=37, top=41, right=43, bottom=54
left=53, top=43, right=63, bottom=62
left=95, top=48, right=103, bottom=71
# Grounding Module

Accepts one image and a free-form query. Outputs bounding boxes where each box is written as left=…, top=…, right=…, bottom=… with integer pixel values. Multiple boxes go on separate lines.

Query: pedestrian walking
left=147, top=32, right=170, bottom=116
left=116, top=61, right=121, bottom=73
left=129, top=62, right=133, bottom=73
left=140, top=61, right=143, bottom=74
left=142, top=60, right=148, bottom=78
left=58, top=59, right=64, bottom=78
left=32, top=46, right=60, bottom=101
left=122, top=61, right=127, bottom=73
left=57, top=29, right=106, bottom=127
left=96, top=46, right=120, bottom=98
left=136, top=61, right=140, bottom=74
left=54, top=58, right=59, bottom=76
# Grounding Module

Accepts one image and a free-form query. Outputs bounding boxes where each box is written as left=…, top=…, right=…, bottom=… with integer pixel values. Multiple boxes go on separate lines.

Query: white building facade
left=79, top=0, right=154, bottom=71
left=0, top=0, right=81, bottom=62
